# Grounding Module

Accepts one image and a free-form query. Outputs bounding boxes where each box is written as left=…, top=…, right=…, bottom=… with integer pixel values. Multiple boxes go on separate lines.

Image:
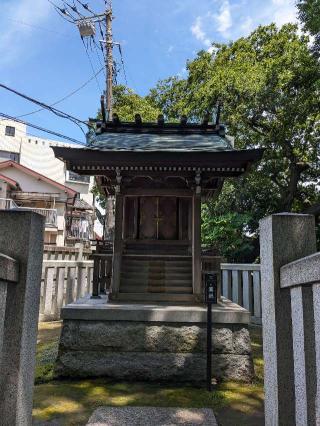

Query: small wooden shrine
left=54, top=116, right=263, bottom=304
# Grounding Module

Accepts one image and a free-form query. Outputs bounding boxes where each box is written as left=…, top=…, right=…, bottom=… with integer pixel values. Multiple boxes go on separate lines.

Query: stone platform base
left=55, top=296, right=254, bottom=383
left=87, top=407, right=218, bottom=425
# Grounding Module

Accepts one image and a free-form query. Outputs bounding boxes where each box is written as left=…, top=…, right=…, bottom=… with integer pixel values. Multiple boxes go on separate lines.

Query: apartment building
left=0, top=118, right=99, bottom=245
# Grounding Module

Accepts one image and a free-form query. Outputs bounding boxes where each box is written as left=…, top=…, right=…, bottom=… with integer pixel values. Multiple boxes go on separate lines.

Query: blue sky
left=0, top=0, right=298, bottom=143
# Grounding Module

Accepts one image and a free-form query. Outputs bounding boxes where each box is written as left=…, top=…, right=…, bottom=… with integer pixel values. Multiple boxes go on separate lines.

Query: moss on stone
left=33, top=322, right=264, bottom=425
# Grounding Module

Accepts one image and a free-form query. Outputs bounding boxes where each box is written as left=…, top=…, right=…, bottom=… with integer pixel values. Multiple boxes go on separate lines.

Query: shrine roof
left=52, top=121, right=264, bottom=176
left=86, top=124, right=234, bottom=153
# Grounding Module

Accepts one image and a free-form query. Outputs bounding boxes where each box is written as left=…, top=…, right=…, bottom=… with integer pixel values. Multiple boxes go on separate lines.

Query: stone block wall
left=55, top=320, right=254, bottom=383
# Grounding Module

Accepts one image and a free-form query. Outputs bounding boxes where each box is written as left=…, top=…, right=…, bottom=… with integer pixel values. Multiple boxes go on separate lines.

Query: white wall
left=0, top=119, right=93, bottom=202
left=1, top=166, right=69, bottom=200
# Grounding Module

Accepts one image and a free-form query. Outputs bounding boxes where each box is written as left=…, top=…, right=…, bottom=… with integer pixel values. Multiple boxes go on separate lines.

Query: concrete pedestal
left=55, top=296, right=254, bottom=383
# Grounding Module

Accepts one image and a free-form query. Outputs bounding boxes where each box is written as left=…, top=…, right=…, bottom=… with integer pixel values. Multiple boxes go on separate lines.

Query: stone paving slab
left=87, top=407, right=218, bottom=425
left=61, top=294, right=250, bottom=324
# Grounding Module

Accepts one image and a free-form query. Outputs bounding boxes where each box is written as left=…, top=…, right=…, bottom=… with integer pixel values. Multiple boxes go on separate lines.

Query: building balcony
left=22, top=207, right=58, bottom=228
left=0, top=198, right=57, bottom=227
left=0, top=197, right=18, bottom=210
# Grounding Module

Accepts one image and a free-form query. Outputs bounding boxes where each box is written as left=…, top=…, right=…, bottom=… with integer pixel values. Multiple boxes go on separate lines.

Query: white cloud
left=215, top=0, right=232, bottom=35
left=0, top=0, right=51, bottom=64
left=271, top=0, right=297, bottom=27
left=190, top=0, right=234, bottom=45
left=177, top=67, right=187, bottom=77
left=189, top=0, right=299, bottom=49
left=240, top=16, right=254, bottom=34
left=191, top=16, right=211, bottom=47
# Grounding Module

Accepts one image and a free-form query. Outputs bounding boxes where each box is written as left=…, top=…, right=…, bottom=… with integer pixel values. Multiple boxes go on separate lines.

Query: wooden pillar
left=110, top=192, right=124, bottom=298
left=192, top=190, right=202, bottom=301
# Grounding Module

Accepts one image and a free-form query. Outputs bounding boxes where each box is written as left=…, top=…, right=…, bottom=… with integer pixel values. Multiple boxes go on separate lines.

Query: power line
left=0, top=119, right=74, bottom=145
left=47, top=0, right=76, bottom=23
left=16, top=66, right=104, bottom=119
left=92, top=37, right=106, bottom=75
left=7, top=18, right=73, bottom=38
left=118, top=44, right=128, bottom=86
left=75, top=0, right=96, bottom=15
left=0, top=113, right=86, bottom=145
left=81, top=37, right=103, bottom=93
left=0, top=82, right=90, bottom=131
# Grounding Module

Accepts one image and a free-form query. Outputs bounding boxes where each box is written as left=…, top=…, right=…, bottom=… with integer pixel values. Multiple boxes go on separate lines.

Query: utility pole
left=105, top=4, right=113, bottom=121
left=72, top=0, right=116, bottom=121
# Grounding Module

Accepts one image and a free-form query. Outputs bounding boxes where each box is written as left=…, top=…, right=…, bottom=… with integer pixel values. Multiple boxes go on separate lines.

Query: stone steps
left=120, top=286, right=193, bottom=294
left=119, top=256, right=193, bottom=302
left=116, top=293, right=196, bottom=302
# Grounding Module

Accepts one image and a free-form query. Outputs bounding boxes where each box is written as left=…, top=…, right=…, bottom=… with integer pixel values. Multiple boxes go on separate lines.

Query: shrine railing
left=40, top=246, right=262, bottom=322
left=221, top=263, right=262, bottom=324
left=40, top=254, right=94, bottom=321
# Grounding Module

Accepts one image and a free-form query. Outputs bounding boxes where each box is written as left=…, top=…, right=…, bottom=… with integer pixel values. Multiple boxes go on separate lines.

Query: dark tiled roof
left=87, top=132, right=234, bottom=153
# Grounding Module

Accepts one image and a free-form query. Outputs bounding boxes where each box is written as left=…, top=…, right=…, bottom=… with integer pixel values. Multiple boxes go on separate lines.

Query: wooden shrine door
left=139, top=197, right=178, bottom=240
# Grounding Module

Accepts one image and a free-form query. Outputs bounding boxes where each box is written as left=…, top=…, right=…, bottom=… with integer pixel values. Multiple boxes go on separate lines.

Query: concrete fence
left=221, top=263, right=261, bottom=324
left=40, top=259, right=262, bottom=322
left=0, top=211, right=44, bottom=426
left=40, top=259, right=94, bottom=321
left=260, top=213, right=320, bottom=426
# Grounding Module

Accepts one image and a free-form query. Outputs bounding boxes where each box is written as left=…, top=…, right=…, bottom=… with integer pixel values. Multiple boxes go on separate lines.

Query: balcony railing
left=0, top=198, right=18, bottom=210
left=23, top=208, right=57, bottom=227
left=0, top=199, right=57, bottom=227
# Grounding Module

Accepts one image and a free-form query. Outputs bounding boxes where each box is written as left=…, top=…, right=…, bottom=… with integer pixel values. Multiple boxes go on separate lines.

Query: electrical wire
left=92, top=38, right=106, bottom=76
left=7, top=18, right=72, bottom=38
left=75, top=0, right=96, bottom=15
left=47, top=0, right=76, bottom=23
left=118, top=44, right=128, bottom=86
left=0, top=119, right=77, bottom=145
left=80, top=37, right=102, bottom=93
left=16, top=67, right=104, bottom=119
left=0, top=83, right=90, bottom=131
left=0, top=113, right=86, bottom=145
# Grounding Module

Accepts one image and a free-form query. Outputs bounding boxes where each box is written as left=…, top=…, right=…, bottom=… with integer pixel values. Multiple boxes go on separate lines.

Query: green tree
left=93, top=85, right=161, bottom=214
left=112, top=85, right=161, bottom=122
left=150, top=24, right=320, bottom=260
left=297, top=0, right=320, bottom=55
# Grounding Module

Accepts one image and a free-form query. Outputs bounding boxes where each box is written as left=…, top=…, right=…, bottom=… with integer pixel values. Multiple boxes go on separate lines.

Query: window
left=5, top=126, right=15, bottom=137
left=0, top=150, right=20, bottom=162
left=67, top=170, right=90, bottom=184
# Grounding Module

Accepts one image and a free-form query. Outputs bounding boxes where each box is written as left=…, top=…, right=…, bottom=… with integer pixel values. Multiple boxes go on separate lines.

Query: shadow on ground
left=33, top=323, right=264, bottom=426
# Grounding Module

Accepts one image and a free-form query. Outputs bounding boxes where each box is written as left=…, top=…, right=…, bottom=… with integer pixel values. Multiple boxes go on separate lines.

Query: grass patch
left=35, top=322, right=61, bottom=384
left=34, top=379, right=227, bottom=425
left=33, top=322, right=264, bottom=425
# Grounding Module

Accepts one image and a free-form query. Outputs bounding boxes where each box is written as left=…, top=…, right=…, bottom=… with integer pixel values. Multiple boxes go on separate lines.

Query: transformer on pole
left=74, top=3, right=115, bottom=121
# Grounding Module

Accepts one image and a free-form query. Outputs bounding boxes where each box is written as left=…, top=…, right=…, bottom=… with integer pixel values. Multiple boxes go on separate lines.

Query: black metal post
left=91, top=257, right=101, bottom=299
left=205, top=272, right=218, bottom=392
left=207, top=298, right=212, bottom=391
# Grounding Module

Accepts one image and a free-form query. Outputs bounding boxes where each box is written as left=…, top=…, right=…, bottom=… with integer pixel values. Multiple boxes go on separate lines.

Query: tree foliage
left=150, top=24, right=320, bottom=260
left=93, top=86, right=161, bottom=215
left=112, top=85, right=161, bottom=122
left=297, top=0, right=320, bottom=55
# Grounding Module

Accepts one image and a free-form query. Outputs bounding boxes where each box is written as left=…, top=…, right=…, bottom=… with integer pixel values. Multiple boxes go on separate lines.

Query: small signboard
left=205, top=273, right=218, bottom=304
